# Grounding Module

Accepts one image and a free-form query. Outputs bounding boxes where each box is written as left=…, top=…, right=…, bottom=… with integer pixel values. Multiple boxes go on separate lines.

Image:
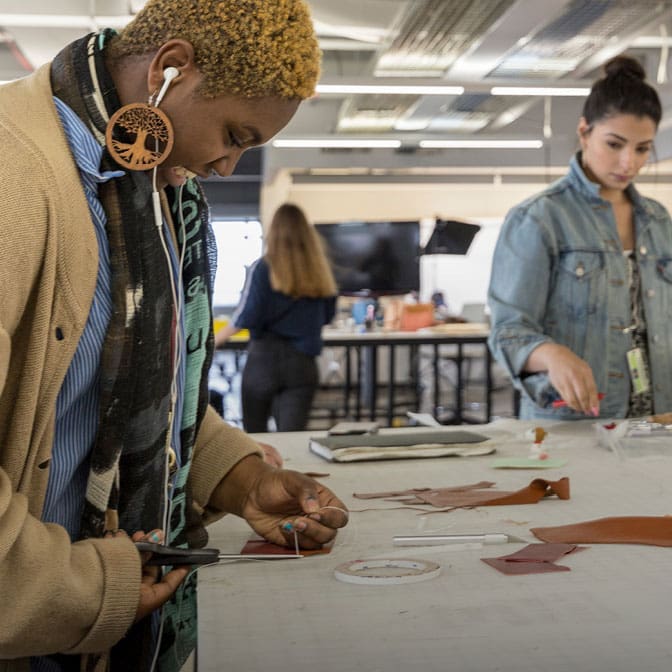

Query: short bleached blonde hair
left=109, top=0, right=320, bottom=99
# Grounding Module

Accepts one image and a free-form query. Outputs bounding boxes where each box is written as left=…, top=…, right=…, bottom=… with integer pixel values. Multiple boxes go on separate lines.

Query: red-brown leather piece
left=531, top=516, right=672, bottom=547
left=497, top=542, right=580, bottom=563
left=482, top=542, right=583, bottom=575
left=241, top=537, right=332, bottom=556
left=482, top=557, right=571, bottom=574
left=353, top=477, right=570, bottom=510
left=352, top=481, right=495, bottom=500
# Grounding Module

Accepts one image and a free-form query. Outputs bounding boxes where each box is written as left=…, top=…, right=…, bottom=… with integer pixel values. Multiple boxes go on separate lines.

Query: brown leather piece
left=497, top=542, right=580, bottom=563
left=241, top=537, right=332, bottom=556
left=482, top=558, right=570, bottom=574
left=353, top=481, right=495, bottom=499
left=482, top=543, right=583, bottom=575
left=353, top=477, right=570, bottom=511
left=531, top=516, right=672, bottom=547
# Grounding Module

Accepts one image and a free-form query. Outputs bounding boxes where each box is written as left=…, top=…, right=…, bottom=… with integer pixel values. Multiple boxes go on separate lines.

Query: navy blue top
left=231, top=258, right=336, bottom=357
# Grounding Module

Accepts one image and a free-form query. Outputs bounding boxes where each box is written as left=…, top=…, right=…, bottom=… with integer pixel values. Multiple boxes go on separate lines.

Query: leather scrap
left=482, top=543, right=584, bottom=575
left=531, top=516, right=672, bottom=547
left=352, top=481, right=495, bottom=500
left=353, top=477, right=570, bottom=512
left=241, top=537, right=332, bottom=556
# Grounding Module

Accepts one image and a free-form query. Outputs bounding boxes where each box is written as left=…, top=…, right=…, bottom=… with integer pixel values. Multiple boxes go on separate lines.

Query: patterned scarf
left=50, top=30, right=215, bottom=672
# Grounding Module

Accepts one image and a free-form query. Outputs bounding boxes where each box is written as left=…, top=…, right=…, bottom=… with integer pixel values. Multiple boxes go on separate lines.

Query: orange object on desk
left=399, top=303, right=435, bottom=331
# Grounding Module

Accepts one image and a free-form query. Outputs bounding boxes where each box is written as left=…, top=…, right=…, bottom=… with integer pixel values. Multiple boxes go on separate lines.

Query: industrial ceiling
left=2, top=0, right=672, bottom=180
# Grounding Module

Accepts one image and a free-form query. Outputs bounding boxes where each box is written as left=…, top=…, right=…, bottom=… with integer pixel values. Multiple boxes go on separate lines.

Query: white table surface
left=197, top=419, right=672, bottom=672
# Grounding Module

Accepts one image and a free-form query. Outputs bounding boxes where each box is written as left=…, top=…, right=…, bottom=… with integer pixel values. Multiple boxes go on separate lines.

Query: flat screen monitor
left=317, top=220, right=420, bottom=296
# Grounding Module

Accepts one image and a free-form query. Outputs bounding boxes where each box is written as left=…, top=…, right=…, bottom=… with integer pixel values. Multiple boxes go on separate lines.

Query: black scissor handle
left=135, top=541, right=220, bottom=566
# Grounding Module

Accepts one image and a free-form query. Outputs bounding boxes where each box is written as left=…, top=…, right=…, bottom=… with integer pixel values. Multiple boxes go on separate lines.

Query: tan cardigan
left=0, top=65, right=262, bottom=670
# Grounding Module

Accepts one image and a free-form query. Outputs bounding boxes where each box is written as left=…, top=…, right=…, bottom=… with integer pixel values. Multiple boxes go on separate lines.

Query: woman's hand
left=210, top=456, right=348, bottom=550
left=104, top=529, right=190, bottom=623
left=526, top=343, right=600, bottom=415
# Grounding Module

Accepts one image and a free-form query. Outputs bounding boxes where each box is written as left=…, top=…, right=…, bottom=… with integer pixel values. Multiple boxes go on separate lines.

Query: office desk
left=198, top=420, right=672, bottom=672
left=218, top=324, right=492, bottom=425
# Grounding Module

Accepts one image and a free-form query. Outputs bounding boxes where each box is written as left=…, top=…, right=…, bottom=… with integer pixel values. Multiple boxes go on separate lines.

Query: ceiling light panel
left=420, top=139, right=543, bottom=149
left=273, top=139, right=402, bottom=149
left=374, top=0, right=517, bottom=76
left=490, top=85, right=591, bottom=96
left=316, top=84, right=464, bottom=95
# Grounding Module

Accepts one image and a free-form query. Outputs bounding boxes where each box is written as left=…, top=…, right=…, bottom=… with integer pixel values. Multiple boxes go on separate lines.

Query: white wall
left=261, top=174, right=672, bottom=315
left=419, top=217, right=501, bottom=314
left=268, top=179, right=544, bottom=223
left=261, top=176, right=543, bottom=313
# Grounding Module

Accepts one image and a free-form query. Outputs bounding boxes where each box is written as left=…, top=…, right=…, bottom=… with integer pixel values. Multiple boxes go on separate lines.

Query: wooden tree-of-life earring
left=105, top=98, right=174, bottom=171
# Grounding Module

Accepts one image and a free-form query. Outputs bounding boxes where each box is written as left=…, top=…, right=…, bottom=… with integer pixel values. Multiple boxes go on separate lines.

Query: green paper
left=491, top=457, right=567, bottom=469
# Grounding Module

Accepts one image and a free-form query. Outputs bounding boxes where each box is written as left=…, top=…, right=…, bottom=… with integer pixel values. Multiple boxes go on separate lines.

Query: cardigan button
left=55, top=327, right=64, bottom=341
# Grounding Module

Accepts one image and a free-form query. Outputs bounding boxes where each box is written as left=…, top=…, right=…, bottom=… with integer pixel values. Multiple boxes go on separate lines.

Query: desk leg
left=485, top=345, right=493, bottom=422
left=411, top=344, right=421, bottom=410
left=387, top=345, right=395, bottom=427
left=355, top=346, right=362, bottom=420
left=455, top=343, right=464, bottom=424
left=369, top=345, right=378, bottom=421
left=358, top=345, right=378, bottom=421
left=342, top=345, right=351, bottom=419
left=432, top=344, right=440, bottom=418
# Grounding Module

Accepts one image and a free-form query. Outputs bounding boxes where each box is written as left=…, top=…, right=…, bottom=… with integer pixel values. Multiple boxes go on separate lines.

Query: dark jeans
left=241, top=335, right=318, bottom=432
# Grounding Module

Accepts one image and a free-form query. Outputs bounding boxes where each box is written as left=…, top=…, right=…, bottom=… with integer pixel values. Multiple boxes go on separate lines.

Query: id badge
left=626, top=347, right=650, bottom=395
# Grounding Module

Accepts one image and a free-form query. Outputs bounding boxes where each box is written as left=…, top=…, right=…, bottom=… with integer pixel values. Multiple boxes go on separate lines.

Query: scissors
left=135, top=541, right=302, bottom=566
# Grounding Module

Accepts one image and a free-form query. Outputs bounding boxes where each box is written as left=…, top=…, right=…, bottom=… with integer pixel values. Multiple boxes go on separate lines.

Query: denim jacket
left=488, top=154, right=672, bottom=419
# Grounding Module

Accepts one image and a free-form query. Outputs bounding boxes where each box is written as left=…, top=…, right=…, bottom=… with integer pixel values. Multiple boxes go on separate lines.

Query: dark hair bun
left=604, top=55, right=646, bottom=80
left=583, top=52, right=661, bottom=125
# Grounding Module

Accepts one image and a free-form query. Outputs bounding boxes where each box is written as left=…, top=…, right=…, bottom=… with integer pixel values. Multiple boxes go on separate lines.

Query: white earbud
left=154, top=66, right=180, bottom=107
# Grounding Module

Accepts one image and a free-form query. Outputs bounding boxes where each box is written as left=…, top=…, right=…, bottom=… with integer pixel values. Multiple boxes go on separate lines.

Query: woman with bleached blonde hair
left=0, top=2, right=348, bottom=670
left=218, top=203, right=338, bottom=431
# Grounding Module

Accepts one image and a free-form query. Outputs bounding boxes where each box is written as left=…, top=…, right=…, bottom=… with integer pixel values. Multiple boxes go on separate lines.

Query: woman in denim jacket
left=488, top=55, right=672, bottom=420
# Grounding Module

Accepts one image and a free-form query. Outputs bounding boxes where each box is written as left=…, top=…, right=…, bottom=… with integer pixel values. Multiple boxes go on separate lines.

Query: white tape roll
left=333, top=558, right=441, bottom=585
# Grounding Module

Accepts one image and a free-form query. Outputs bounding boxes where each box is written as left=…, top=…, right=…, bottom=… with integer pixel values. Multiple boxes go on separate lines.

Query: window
left=211, top=219, right=263, bottom=309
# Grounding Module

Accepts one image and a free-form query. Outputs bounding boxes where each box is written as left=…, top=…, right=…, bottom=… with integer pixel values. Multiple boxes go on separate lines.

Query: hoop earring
left=105, top=100, right=174, bottom=171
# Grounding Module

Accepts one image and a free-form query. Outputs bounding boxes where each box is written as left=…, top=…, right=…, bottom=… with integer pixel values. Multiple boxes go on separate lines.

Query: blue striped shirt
left=32, top=99, right=185, bottom=671
left=31, top=99, right=122, bottom=672
left=41, top=98, right=123, bottom=539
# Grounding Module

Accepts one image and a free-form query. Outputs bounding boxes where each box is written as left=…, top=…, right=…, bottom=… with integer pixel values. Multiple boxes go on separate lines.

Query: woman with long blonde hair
left=218, top=203, right=337, bottom=431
